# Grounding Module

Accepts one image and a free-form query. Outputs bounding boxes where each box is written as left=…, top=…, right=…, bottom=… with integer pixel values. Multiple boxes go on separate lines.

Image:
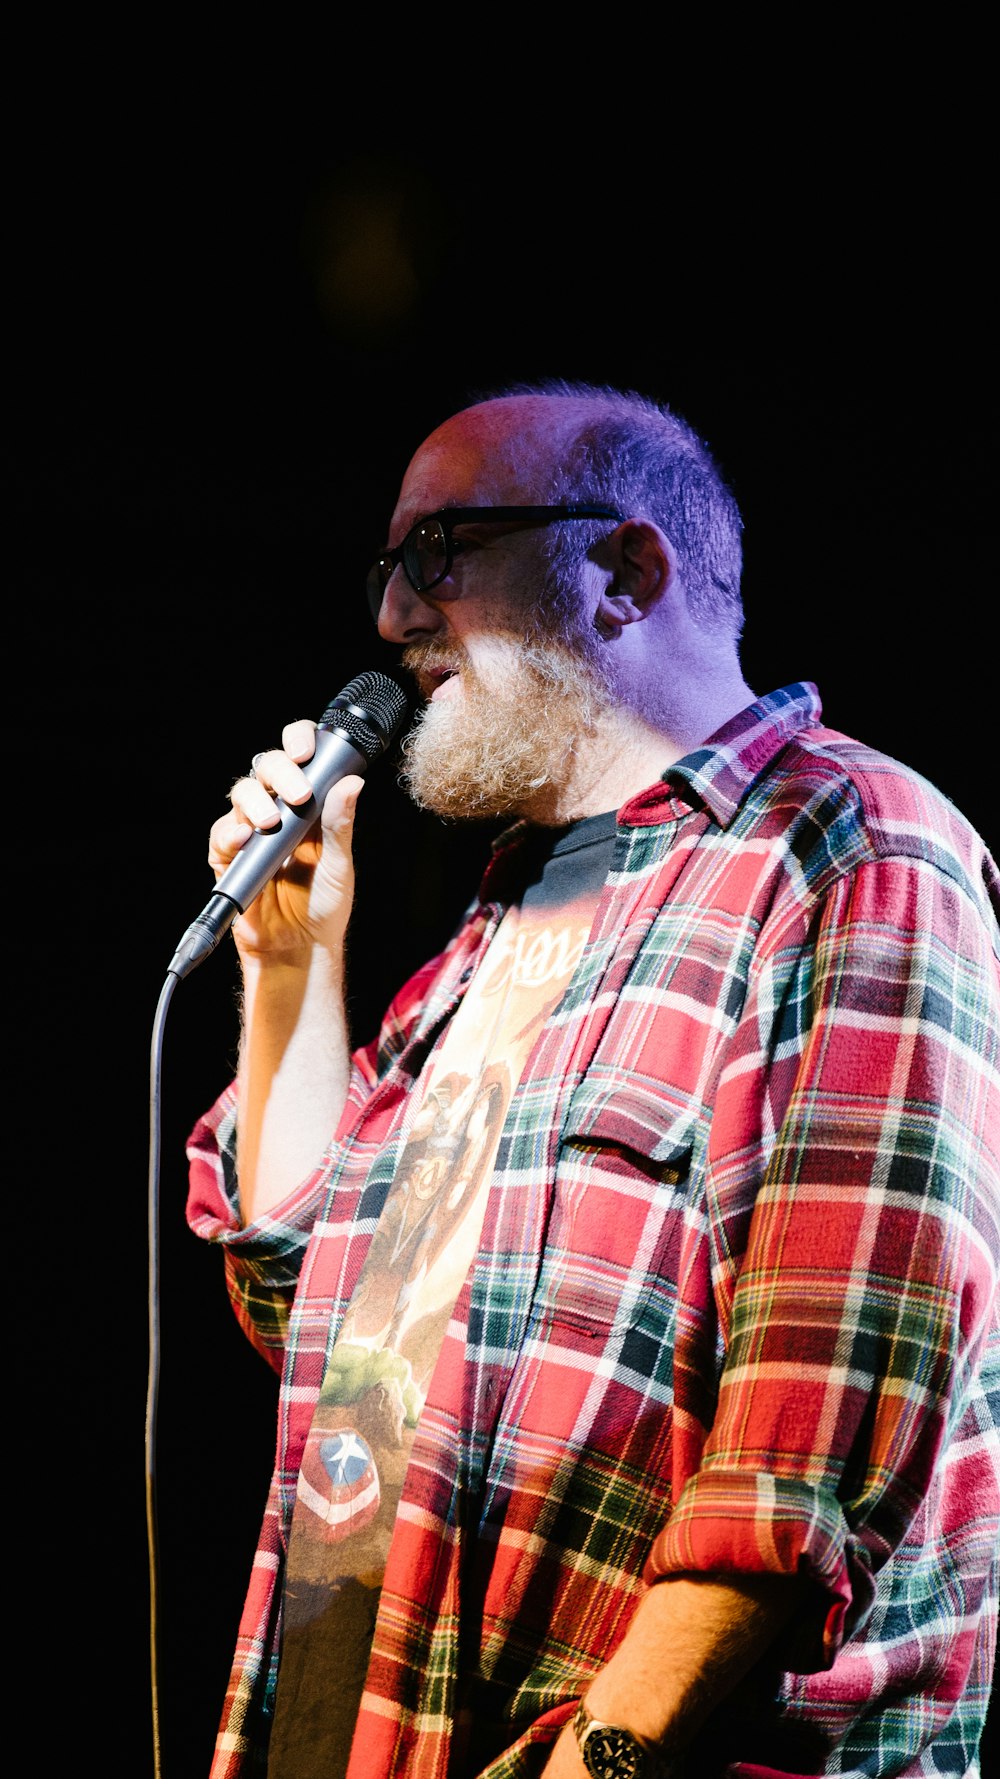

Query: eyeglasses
left=366, top=504, right=625, bottom=622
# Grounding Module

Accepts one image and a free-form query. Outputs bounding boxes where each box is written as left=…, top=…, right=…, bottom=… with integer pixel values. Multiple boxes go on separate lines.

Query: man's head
left=373, top=382, right=749, bottom=823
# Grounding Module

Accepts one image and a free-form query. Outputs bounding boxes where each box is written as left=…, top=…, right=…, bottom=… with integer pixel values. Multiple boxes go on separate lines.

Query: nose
left=376, top=567, right=449, bottom=645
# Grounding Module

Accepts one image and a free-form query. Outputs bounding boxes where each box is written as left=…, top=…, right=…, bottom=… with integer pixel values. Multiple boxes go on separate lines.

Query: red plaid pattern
left=187, top=684, right=1000, bottom=1777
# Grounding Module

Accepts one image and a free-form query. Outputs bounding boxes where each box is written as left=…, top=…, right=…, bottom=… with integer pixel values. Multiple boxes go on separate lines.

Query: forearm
left=236, top=942, right=352, bottom=1224
left=544, top=1570, right=806, bottom=1775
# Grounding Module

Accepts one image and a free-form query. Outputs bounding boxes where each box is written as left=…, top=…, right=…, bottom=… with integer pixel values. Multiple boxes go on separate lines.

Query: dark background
left=15, top=65, right=995, bottom=1779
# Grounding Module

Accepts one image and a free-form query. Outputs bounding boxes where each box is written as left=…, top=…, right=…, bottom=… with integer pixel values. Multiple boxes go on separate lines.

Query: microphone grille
left=318, top=671, right=409, bottom=762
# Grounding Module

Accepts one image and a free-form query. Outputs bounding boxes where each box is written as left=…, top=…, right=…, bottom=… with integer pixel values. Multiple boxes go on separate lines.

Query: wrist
left=238, top=938, right=346, bottom=997
left=235, top=921, right=346, bottom=965
left=572, top=1699, right=670, bottom=1778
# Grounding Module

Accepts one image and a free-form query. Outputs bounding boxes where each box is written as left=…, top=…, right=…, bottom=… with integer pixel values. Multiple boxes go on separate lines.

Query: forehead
left=389, top=398, right=579, bottom=535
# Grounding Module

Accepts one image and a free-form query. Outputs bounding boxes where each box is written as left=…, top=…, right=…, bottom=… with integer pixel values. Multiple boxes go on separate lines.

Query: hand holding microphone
left=169, top=671, right=409, bottom=980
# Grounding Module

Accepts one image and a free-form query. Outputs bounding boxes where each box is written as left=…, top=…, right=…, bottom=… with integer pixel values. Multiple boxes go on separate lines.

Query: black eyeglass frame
left=366, top=504, right=626, bottom=621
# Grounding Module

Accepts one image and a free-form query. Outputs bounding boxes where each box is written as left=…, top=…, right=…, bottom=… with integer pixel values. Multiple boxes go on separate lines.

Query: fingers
left=225, top=720, right=315, bottom=828
left=252, top=717, right=322, bottom=782
left=212, top=719, right=361, bottom=874
left=281, top=717, right=320, bottom=761
left=208, top=806, right=256, bottom=876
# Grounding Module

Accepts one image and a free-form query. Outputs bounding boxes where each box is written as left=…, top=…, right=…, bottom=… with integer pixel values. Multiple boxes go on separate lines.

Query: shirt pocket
left=532, top=1075, right=698, bottom=1342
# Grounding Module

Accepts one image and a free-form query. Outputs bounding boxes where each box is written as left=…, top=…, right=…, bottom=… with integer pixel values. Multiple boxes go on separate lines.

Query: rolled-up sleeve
left=184, top=937, right=469, bottom=1369
left=186, top=1079, right=336, bottom=1368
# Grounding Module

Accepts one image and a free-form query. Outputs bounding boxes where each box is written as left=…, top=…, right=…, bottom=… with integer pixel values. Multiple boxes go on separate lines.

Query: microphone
left=167, top=670, right=409, bottom=980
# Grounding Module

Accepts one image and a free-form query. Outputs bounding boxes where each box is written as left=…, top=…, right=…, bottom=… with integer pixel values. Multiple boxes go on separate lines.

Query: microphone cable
left=147, top=971, right=176, bottom=1779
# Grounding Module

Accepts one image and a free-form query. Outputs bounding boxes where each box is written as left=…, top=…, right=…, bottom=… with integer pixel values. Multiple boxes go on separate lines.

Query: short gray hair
left=470, top=378, right=745, bottom=634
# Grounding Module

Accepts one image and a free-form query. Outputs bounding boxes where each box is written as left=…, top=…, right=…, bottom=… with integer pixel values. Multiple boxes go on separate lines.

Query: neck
left=522, top=675, right=756, bottom=824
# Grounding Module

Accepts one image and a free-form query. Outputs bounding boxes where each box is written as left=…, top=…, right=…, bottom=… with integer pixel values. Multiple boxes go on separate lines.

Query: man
left=187, top=381, right=1000, bottom=1778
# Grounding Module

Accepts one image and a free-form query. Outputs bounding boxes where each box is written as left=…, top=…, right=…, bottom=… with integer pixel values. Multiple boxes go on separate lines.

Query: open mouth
left=429, top=668, right=459, bottom=701
left=416, top=663, right=458, bottom=697
left=403, top=647, right=462, bottom=701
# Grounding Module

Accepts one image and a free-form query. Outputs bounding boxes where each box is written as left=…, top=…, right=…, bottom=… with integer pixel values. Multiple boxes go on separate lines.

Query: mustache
left=402, top=640, right=467, bottom=689
left=402, top=640, right=464, bottom=672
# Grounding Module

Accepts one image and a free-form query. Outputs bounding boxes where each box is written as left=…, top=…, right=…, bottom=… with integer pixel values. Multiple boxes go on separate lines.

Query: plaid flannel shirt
left=187, top=683, right=1000, bottom=1777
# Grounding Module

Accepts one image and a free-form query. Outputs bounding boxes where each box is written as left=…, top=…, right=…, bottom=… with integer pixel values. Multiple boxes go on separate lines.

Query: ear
left=593, top=519, right=676, bottom=636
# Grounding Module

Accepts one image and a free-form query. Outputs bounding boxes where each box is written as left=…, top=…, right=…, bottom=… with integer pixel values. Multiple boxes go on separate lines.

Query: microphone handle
left=167, top=726, right=369, bottom=981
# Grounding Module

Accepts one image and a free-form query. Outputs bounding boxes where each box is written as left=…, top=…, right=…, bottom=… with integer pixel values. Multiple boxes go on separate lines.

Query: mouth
left=428, top=667, right=459, bottom=702
left=406, top=655, right=460, bottom=701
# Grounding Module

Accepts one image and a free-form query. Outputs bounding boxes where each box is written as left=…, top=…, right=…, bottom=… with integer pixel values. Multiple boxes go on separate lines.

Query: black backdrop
left=15, top=87, right=996, bottom=1779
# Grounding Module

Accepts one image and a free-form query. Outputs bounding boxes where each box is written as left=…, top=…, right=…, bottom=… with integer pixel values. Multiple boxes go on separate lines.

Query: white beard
left=399, top=630, right=615, bottom=822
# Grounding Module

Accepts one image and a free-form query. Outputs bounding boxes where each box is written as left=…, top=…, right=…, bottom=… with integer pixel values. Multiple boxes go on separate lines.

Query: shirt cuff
left=643, top=1468, right=874, bottom=1671
left=185, top=1077, right=324, bottom=1282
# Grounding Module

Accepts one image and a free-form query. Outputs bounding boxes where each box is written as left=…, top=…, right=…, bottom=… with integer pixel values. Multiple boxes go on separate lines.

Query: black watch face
left=582, top=1724, right=645, bottom=1777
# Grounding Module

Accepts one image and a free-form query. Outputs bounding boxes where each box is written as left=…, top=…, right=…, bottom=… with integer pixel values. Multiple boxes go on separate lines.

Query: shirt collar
left=621, top=680, right=824, bottom=829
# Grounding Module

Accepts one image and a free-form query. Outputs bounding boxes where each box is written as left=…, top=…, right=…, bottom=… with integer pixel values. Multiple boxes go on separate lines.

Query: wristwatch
left=572, top=1699, right=660, bottom=1777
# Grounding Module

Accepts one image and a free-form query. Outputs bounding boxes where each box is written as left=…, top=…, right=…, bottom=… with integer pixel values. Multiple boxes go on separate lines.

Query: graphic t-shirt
left=267, top=812, right=617, bottom=1777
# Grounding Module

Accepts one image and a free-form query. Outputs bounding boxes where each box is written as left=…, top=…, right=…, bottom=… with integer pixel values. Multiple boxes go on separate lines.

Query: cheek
left=467, top=639, right=526, bottom=690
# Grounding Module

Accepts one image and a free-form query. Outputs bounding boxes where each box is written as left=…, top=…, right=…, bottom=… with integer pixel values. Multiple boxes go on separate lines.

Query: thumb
left=320, top=773, right=365, bottom=837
